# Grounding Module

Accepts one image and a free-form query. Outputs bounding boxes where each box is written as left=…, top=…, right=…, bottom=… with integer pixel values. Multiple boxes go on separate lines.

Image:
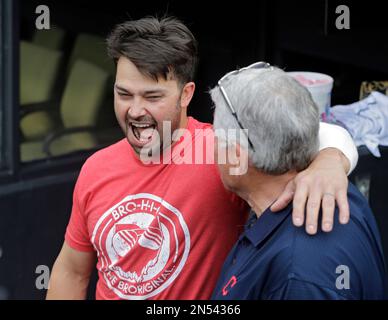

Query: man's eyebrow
left=114, top=85, right=166, bottom=95
left=115, top=85, right=130, bottom=93
left=143, top=89, right=166, bottom=95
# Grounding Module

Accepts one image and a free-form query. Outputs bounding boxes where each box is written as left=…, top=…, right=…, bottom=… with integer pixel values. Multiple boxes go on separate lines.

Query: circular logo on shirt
left=91, top=193, right=190, bottom=300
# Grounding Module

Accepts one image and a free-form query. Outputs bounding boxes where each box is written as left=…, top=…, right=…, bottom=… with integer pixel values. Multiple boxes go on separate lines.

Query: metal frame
left=0, top=0, right=91, bottom=188
left=0, top=0, right=20, bottom=181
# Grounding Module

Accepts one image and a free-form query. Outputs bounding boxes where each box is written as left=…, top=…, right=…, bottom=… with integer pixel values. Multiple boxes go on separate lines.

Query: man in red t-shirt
left=47, top=16, right=358, bottom=300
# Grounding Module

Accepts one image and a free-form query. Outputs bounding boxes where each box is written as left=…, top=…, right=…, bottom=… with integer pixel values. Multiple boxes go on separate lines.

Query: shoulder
left=80, top=139, right=128, bottom=173
left=188, top=116, right=213, bottom=131
left=75, top=139, right=130, bottom=188
left=187, top=117, right=214, bottom=140
left=291, top=183, right=380, bottom=261
left=262, top=221, right=359, bottom=299
left=273, top=185, right=386, bottom=298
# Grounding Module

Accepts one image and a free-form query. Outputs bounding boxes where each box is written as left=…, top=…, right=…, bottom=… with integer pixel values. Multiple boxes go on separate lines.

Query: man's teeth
left=132, top=123, right=154, bottom=128
left=131, top=123, right=155, bottom=141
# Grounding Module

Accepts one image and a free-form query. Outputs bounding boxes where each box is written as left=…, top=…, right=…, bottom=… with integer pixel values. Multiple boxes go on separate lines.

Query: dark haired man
left=47, top=16, right=358, bottom=300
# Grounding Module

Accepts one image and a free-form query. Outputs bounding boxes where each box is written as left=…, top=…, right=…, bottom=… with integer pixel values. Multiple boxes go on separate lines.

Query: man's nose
left=127, top=98, right=147, bottom=119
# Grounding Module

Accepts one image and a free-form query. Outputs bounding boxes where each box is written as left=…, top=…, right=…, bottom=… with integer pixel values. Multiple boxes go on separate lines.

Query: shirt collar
left=243, top=202, right=293, bottom=247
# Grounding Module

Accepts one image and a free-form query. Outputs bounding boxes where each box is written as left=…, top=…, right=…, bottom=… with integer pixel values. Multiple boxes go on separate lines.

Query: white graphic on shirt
left=91, top=193, right=190, bottom=300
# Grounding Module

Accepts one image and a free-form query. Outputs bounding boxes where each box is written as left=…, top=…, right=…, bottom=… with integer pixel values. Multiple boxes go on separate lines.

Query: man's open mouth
left=130, top=122, right=157, bottom=143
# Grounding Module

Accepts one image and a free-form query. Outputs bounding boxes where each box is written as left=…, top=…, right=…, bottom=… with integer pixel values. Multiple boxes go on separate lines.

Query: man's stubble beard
left=127, top=99, right=182, bottom=157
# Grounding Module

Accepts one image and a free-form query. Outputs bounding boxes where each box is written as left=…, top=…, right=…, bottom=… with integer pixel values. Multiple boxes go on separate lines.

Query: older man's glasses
left=217, top=61, right=272, bottom=152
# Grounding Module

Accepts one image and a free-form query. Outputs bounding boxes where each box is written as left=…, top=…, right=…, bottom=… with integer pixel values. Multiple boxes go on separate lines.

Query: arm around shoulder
left=319, top=122, right=358, bottom=174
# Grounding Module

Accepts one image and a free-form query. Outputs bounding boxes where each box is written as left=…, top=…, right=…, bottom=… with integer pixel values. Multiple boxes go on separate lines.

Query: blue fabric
left=329, top=91, right=388, bottom=157
left=212, top=183, right=388, bottom=300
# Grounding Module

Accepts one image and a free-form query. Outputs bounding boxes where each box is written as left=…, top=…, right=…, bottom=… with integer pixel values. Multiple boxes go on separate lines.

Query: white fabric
left=318, top=122, right=359, bottom=175
left=330, top=91, right=388, bottom=158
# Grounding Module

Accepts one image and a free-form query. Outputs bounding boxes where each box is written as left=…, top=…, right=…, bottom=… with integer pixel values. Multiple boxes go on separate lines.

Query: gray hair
left=211, top=66, right=319, bottom=175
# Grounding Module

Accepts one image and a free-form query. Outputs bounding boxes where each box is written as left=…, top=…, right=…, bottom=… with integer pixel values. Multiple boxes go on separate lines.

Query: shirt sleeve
left=64, top=175, right=95, bottom=252
left=318, top=122, right=359, bottom=175
left=265, top=278, right=348, bottom=300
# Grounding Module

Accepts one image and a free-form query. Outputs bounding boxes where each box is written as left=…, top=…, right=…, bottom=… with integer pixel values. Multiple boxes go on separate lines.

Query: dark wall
left=349, top=147, right=388, bottom=271
left=20, top=0, right=388, bottom=115
left=271, top=0, right=388, bottom=105
left=0, top=178, right=75, bottom=299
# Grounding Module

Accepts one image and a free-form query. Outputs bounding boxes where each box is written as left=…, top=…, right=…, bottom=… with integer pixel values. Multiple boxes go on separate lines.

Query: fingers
left=271, top=180, right=295, bottom=212
left=336, top=188, right=350, bottom=224
left=292, top=182, right=308, bottom=228
left=292, top=177, right=337, bottom=234
left=296, top=188, right=347, bottom=234
left=308, top=189, right=348, bottom=234
left=305, top=186, right=322, bottom=235
left=286, top=170, right=349, bottom=235
left=321, top=192, right=336, bottom=232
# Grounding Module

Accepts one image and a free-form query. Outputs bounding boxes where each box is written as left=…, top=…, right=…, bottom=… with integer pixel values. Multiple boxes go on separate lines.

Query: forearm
left=46, top=262, right=91, bottom=300
left=314, top=147, right=350, bottom=174
left=318, top=122, right=358, bottom=175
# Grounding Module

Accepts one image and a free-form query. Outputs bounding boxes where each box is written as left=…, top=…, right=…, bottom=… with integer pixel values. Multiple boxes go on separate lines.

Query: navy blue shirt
left=212, top=183, right=387, bottom=300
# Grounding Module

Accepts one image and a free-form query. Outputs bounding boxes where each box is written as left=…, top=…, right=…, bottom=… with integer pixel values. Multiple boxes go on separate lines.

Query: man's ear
left=229, top=142, right=249, bottom=176
left=229, top=141, right=242, bottom=165
left=180, top=82, right=195, bottom=108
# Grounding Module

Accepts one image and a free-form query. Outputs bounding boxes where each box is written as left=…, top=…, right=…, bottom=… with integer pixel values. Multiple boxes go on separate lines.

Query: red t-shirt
left=65, top=117, right=248, bottom=300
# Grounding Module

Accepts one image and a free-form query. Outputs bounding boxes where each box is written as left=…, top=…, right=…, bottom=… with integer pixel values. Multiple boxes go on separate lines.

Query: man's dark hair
left=107, top=16, right=198, bottom=87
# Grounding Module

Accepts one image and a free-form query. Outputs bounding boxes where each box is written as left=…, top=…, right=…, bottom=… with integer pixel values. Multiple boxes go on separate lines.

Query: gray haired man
left=211, top=64, right=387, bottom=300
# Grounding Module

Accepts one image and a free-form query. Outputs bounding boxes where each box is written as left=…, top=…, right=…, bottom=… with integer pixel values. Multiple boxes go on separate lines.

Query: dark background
left=0, top=0, right=387, bottom=299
